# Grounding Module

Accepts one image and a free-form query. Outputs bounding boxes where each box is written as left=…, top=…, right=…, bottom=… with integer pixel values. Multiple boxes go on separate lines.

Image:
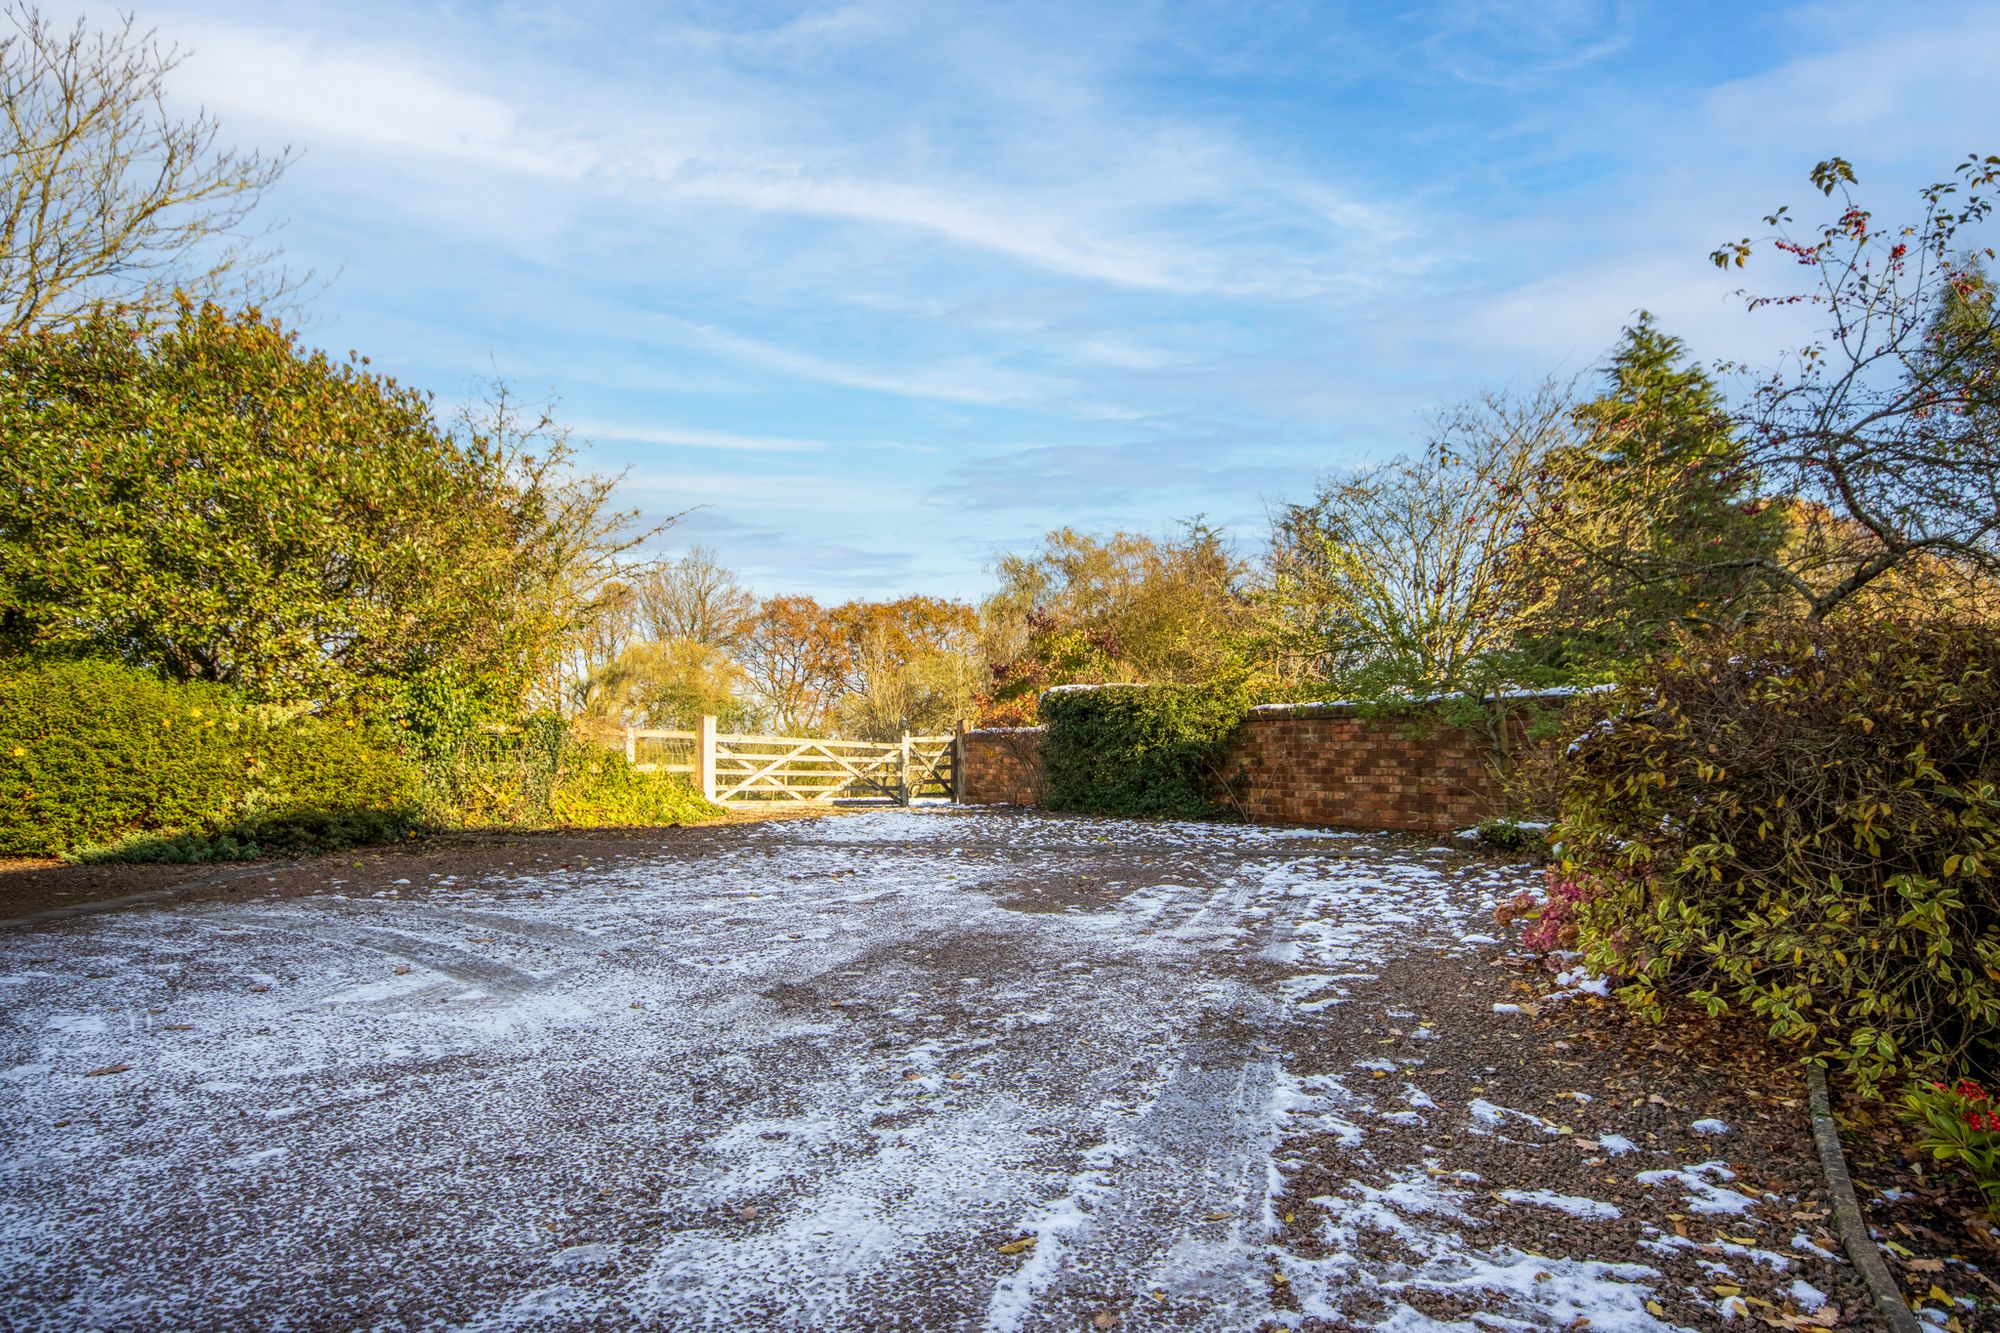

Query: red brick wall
left=955, top=705, right=1530, bottom=832
left=1226, top=705, right=1517, bottom=834
left=958, top=728, right=1046, bottom=806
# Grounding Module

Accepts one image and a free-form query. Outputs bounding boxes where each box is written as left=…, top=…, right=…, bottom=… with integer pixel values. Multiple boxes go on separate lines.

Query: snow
left=1636, top=1162, right=1761, bottom=1215
left=0, top=808, right=1661, bottom=1330
left=1498, top=1189, right=1623, bottom=1220
left=1691, top=1117, right=1731, bottom=1136
left=1596, top=1133, right=1638, bottom=1156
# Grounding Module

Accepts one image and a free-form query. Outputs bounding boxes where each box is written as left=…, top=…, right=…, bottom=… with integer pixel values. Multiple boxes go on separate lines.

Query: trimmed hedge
left=1040, top=683, right=1246, bottom=818
left=0, top=658, right=419, bottom=860
left=1554, top=621, right=2000, bottom=1092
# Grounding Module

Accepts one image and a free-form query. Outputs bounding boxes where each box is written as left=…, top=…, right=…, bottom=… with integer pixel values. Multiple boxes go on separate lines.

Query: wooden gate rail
left=621, top=717, right=956, bottom=807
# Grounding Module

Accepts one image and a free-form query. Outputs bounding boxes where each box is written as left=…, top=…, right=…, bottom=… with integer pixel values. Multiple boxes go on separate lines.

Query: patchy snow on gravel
left=1280, top=1167, right=1675, bottom=1332
left=1636, top=1162, right=1763, bottom=1215
left=1498, top=1189, right=1624, bottom=1220
left=0, top=809, right=1578, bottom=1331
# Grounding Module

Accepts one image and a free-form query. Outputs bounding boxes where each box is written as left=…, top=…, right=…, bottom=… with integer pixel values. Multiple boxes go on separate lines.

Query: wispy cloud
left=571, top=421, right=826, bottom=453
left=140, top=0, right=2000, bottom=602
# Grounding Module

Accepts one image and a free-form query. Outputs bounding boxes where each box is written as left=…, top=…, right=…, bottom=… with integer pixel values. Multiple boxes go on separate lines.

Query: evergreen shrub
left=1554, top=620, right=2000, bottom=1092
left=0, top=658, right=418, bottom=860
left=1040, top=683, right=1246, bottom=819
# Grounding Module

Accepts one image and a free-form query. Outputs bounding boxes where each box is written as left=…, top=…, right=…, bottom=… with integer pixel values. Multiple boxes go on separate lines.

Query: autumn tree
left=580, top=638, right=752, bottom=731
left=983, top=522, right=1252, bottom=720
left=1713, top=153, right=2000, bottom=618
left=633, top=546, right=755, bottom=650
left=0, top=6, right=294, bottom=338
left=1263, top=390, right=1558, bottom=695
left=0, top=303, right=648, bottom=707
left=739, top=595, right=850, bottom=733
left=832, top=596, right=981, bottom=739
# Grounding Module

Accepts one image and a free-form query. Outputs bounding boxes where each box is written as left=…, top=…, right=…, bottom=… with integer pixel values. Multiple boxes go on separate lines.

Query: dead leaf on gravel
left=1092, top=1314, right=1118, bottom=1329
left=248, top=984, right=270, bottom=993
left=83, top=1064, right=130, bottom=1076
left=1907, top=1257, right=1944, bottom=1272
left=996, top=1236, right=1036, bottom=1255
left=392, top=965, right=412, bottom=976
left=739, top=1205, right=758, bottom=1220
left=1202, top=1210, right=1231, bottom=1220
left=163, top=1024, right=193, bottom=1031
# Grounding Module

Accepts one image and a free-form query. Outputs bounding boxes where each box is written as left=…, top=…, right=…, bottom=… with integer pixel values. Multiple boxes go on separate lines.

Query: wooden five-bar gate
left=622, top=716, right=956, bottom=807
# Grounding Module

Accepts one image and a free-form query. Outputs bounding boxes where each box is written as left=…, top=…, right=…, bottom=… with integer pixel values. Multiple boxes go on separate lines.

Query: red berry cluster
left=1934, top=1079, right=2000, bottom=1132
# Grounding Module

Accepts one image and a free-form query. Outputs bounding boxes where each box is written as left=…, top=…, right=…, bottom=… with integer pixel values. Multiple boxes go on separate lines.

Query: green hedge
left=1555, top=620, right=2000, bottom=1093
left=548, top=746, right=724, bottom=827
left=1040, top=683, right=1246, bottom=818
left=0, top=658, right=420, bottom=860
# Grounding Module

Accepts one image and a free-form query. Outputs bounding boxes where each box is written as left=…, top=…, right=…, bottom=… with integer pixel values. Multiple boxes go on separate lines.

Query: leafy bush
left=1475, top=816, right=1550, bottom=854
left=1040, top=683, right=1246, bottom=819
left=548, top=746, right=723, bottom=827
left=0, top=657, right=419, bottom=861
left=1554, top=620, right=2000, bottom=1092
left=1903, top=1077, right=2000, bottom=1215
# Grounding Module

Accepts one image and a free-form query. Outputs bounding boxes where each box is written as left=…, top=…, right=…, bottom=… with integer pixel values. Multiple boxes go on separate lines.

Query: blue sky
left=138, top=0, right=1999, bottom=602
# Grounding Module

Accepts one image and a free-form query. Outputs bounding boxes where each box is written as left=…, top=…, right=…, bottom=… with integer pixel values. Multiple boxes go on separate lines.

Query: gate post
left=697, top=715, right=718, bottom=804
left=623, top=727, right=637, bottom=764
left=953, top=721, right=966, bottom=805
left=898, top=733, right=912, bottom=806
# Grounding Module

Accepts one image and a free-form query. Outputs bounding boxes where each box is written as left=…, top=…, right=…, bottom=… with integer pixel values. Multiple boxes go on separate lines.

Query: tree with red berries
left=1714, top=153, right=2000, bottom=620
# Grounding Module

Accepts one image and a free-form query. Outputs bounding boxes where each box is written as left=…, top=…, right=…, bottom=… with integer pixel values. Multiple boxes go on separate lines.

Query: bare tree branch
left=0, top=4, right=297, bottom=337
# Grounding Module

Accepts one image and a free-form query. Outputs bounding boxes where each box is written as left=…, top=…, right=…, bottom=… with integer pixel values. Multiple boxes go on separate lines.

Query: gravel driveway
left=0, top=810, right=1867, bottom=1331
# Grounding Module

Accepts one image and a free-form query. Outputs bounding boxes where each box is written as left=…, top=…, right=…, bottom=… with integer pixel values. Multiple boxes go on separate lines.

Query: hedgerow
left=0, top=657, right=419, bottom=860
left=1553, top=620, right=2000, bottom=1093
left=1039, top=683, right=1246, bottom=819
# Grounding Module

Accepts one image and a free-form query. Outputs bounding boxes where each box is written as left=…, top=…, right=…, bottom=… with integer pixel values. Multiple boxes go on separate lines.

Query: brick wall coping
left=1244, top=683, right=1613, bottom=720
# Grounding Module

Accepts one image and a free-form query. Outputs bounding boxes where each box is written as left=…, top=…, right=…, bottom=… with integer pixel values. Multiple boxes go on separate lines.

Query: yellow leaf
left=997, top=1236, right=1036, bottom=1255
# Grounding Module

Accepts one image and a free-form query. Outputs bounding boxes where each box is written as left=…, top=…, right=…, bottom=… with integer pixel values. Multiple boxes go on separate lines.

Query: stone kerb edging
left=1805, top=1065, right=1921, bottom=1333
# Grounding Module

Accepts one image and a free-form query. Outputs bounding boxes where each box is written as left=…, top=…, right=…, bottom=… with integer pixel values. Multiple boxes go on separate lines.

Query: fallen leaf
left=1645, top=1300, right=1666, bottom=1317
left=392, top=965, right=412, bottom=976
left=83, top=1064, right=130, bottom=1077
left=163, top=1024, right=193, bottom=1032
left=1203, top=1210, right=1231, bottom=1221
left=739, top=1204, right=759, bottom=1220
left=997, top=1236, right=1036, bottom=1256
left=1092, top=1315, right=1118, bottom=1330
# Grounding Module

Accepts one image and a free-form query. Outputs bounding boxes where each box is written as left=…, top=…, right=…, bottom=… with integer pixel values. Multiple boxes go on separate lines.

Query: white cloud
left=569, top=421, right=827, bottom=453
